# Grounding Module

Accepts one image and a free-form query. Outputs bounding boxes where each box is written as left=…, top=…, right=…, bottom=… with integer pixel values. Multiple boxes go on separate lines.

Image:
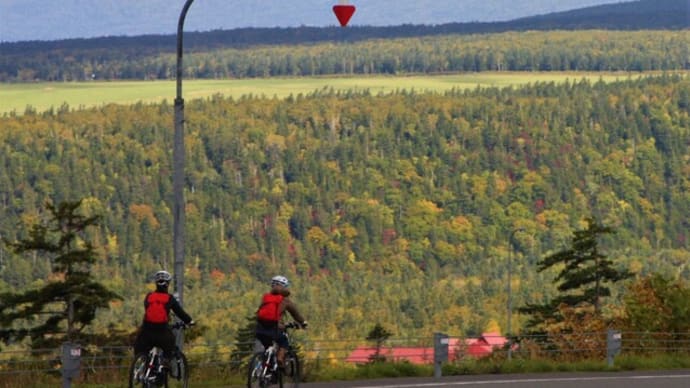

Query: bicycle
left=247, top=322, right=302, bottom=388
left=128, top=321, right=191, bottom=388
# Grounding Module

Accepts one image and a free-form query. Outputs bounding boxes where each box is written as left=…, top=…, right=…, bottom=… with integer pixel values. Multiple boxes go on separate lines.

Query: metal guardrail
left=1, top=331, right=689, bottom=378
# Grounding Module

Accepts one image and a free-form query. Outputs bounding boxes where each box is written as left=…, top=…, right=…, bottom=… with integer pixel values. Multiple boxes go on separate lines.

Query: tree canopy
left=519, top=218, right=633, bottom=332
left=0, top=200, right=121, bottom=348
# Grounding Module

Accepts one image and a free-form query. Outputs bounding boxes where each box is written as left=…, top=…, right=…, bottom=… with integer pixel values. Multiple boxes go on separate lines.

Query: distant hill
left=1, top=0, right=686, bottom=56
left=0, top=0, right=622, bottom=43
left=511, top=0, right=689, bottom=30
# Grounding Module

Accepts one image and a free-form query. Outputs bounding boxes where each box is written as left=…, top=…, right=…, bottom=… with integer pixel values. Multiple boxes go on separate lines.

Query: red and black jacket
left=142, top=290, right=192, bottom=329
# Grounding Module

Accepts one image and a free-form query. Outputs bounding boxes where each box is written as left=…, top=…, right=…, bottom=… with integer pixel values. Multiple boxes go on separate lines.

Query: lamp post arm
left=176, top=0, right=195, bottom=100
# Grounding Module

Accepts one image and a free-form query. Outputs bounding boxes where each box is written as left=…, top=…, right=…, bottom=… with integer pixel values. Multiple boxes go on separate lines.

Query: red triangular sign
left=333, top=5, right=356, bottom=27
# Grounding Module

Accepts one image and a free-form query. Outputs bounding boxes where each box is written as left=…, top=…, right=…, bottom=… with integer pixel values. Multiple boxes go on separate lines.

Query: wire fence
left=1, top=330, right=689, bottom=384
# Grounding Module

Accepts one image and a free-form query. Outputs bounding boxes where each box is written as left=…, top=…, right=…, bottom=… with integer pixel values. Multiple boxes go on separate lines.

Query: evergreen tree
left=366, top=323, right=392, bottom=362
left=229, top=316, right=258, bottom=371
left=0, top=200, right=121, bottom=348
left=519, top=218, right=633, bottom=332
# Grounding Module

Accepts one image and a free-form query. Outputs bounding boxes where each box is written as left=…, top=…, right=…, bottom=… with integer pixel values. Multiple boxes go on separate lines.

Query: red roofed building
left=345, top=333, right=508, bottom=365
left=462, top=332, right=507, bottom=358
left=345, top=346, right=435, bottom=364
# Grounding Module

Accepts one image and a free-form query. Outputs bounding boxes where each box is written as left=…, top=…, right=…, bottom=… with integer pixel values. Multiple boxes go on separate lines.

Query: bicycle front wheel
left=128, top=353, right=150, bottom=388
left=166, top=351, right=189, bottom=388
left=282, top=351, right=300, bottom=388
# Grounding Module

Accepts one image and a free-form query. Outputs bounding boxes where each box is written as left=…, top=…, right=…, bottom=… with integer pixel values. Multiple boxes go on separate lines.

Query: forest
left=1, top=29, right=688, bottom=82
left=0, top=71, right=688, bottom=344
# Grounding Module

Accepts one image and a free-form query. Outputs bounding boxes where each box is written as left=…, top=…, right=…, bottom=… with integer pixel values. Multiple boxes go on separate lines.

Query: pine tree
left=366, top=323, right=392, bottom=363
left=519, top=218, right=633, bottom=333
left=0, top=200, right=122, bottom=348
left=229, top=316, right=258, bottom=371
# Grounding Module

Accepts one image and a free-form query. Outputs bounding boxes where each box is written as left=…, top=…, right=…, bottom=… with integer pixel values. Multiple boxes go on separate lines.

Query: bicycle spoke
left=247, top=353, right=271, bottom=388
left=128, top=353, right=150, bottom=388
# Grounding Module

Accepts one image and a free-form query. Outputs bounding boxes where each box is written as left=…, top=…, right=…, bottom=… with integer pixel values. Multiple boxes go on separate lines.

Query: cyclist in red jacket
left=255, top=275, right=308, bottom=369
left=133, top=270, right=194, bottom=364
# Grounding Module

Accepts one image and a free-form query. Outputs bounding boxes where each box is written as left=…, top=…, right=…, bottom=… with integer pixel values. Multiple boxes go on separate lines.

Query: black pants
left=134, top=326, right=176, bottom=357
left=256, top=321, right=289, bottom=349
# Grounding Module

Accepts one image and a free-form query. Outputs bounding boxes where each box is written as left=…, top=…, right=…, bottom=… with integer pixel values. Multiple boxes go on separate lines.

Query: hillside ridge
left=1, top=0, right=686, bottom=53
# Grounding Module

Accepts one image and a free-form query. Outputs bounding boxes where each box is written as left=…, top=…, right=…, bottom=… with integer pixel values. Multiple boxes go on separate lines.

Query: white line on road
left=359, top=374, right=690, bottom=387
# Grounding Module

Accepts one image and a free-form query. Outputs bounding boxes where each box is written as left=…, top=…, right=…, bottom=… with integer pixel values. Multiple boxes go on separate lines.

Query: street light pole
left=507, top=227, right=524, bottom=360
left=174, top=0, right=195, bottom=349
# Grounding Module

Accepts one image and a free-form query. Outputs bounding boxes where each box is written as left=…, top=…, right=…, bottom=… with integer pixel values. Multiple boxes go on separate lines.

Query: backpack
left=256, top=293, right=284, bottom=322
left=144, top=292, right=171, bottom=324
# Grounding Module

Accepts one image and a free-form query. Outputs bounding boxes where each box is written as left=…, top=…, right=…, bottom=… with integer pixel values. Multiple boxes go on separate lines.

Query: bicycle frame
left=130, top=321, right=191, bottom=388
left=132, top=346, right=163, bottom=381
left=249, top=322, right=301, bottom=388
left=260, top=344, right=279, bottom=379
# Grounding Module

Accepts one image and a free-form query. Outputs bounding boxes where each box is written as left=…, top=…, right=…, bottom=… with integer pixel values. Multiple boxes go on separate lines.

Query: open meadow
left=1, top=72, right=675, bottom=115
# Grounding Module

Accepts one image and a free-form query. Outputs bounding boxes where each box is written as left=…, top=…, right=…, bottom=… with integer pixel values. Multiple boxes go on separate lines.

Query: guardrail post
left=60, top=342, right=81, bottom=388
left=606, top=329, right=622, bottom=367
left=433, top=332, right=449, bottom=378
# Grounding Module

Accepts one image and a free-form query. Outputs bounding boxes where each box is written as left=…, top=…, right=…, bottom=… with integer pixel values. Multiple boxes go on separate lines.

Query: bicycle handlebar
left=284, top=322, right=303, bottom=330
left=171, top=321, right=195, bottom=330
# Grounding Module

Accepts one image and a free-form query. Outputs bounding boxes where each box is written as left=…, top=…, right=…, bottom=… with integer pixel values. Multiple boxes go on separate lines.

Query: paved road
left=298, top=370, right=690, bottom=388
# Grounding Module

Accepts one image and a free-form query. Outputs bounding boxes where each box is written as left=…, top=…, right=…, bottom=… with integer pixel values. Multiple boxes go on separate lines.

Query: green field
left=0, top=72, right=676, bottom=115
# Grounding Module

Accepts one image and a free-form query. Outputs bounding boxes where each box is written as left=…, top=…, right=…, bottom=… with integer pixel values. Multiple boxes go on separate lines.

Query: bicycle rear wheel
left=128, top=353, right=151, bottom=388
left=165, top=351, right=189, bottom=388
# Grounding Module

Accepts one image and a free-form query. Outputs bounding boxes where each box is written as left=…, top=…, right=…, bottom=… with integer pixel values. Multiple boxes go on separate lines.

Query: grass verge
left=3, top=354, right=690, bottom=387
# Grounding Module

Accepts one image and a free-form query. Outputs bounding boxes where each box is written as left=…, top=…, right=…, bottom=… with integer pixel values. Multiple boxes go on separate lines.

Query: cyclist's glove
left=300, top=321, right=308, bottom=329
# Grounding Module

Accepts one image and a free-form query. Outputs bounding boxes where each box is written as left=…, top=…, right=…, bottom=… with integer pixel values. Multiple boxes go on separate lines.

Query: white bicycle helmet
left=154, top=270, right=172, bottom=285
left=271, top=275, right=289, bottom=287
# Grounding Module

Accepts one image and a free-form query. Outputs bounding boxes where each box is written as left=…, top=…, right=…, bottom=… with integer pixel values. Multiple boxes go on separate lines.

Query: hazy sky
left=0, top=0, right=620, bottom=43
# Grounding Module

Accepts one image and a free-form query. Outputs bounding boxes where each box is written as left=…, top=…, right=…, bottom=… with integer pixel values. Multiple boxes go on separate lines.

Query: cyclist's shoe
left=264, top=372, right=277, bottom=384
left=284, top=356, right=296, bottom=376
